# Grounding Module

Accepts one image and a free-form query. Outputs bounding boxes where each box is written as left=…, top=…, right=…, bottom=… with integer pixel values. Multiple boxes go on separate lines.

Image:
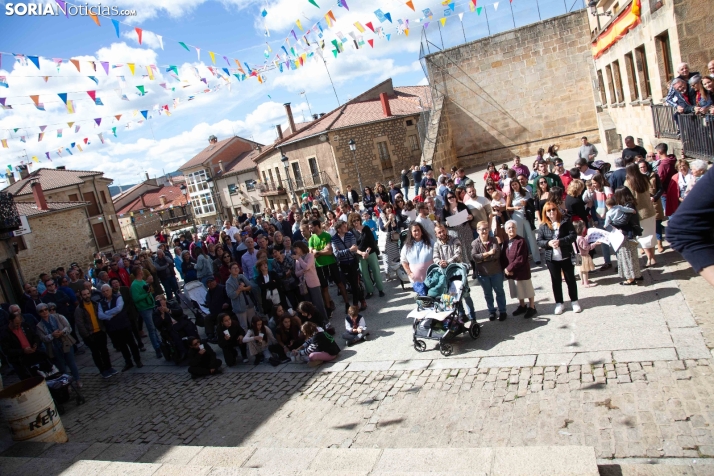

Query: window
left=597, top=70, right=607, bottom=104
left=291, top=162, right=304, bottom=188
left=274, top=167, right=282, bottom=185
left=252, top=204, right=261, bottom=214
left=605, top=65, right=616, bottom=104
left=108, top=219, right=116, bottom=233
left=377, top=141, right=393, bottom=169
left=269, top=199, right=275, bottom=209
left=307, top=157, right=319, bottom=183
left=100, top=190, right=107, bottom=204
left=408, top=135, right=420, bottom=151
left=406, top=119, right=414, bottom=126
left=245, top=180, right=255, bottom=191
left=185, top=169, right=216, bottom=216
left=228, top=184, right=238, bottom=195
left=655, top=31, right=674, bottom=96
left=68, top=193, right=79, bottom=202
left=268, top=170, right=275, bottom=186
left=262, top=171, right=269, bottom=184
left=92, top=223, right=110, bottom=248
left=624, top=53, right=639, bottom=101
left=612, top=60, right=625, bottom=103
left=635, top=46, right=652, bottom=99
left=10, top=236, right=26, bottom=253
left=83, top=191, right=101, bottom=217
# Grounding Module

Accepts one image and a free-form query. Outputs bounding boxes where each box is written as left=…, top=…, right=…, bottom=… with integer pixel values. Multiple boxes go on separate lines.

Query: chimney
left=319, top=113, right=325, bottom=118
left=7, top=173, right=15, bottom=185
left=159, top=195, right=167, bottom=207
left=56, top=166, right=66, bottom=170
left=145, top=172, right=150, bottom=181
left=312, top=114, right=318, bottom=121
left=276, top=124, right=284, bottom=140
left=380, top=93, right=392, bottom=117
left=283, top=103, right=296, bottom=134
left=219, top=161, right=225, bottom=173
left=18, top=165, right=29, bottom=180
left=31, top=181, right=48, bottom=211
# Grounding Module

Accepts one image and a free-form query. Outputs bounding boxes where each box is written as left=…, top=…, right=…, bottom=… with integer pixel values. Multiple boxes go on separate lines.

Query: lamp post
left=281, top=153, right=299, bottom=205
left=348, top=139, right=363, bottom=199
left=179, top=183, right=194, bottom=230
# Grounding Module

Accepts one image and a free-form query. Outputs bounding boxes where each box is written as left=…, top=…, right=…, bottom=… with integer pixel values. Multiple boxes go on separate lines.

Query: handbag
left=390, top=230, right=400, bottom=242
left=298, top=276, right=308, bottom=295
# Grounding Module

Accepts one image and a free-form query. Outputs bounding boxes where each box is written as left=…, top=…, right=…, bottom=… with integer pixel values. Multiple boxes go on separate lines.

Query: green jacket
left=130, top=279, right=155, bottom=311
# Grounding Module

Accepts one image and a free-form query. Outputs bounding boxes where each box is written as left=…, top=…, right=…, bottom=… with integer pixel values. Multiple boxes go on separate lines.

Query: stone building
left=215, top=148, right=263, bottom=218
left=2, top=167, right=125, bottom=253
left=178, top=135, right=261, bottom=225
left=253, top=79, right=429, bottom=210
left=588, top=0, right=714, bottom=156
left=421, top=11, right=601, bottom=169
left=113, top=177, right=190, bottom=246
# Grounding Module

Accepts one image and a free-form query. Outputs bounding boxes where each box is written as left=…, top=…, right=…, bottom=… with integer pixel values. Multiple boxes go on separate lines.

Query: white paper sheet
left=608, top=229, right=625, bottom=252
left=445, top=209, right=469, bottom=227
left=404, top=210, right=417, bottom=221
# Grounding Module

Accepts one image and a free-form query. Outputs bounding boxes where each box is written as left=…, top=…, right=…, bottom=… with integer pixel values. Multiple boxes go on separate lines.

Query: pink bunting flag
left=101, top=61, right=109, bottom=75
left=87, top=91, right=96, bottom=101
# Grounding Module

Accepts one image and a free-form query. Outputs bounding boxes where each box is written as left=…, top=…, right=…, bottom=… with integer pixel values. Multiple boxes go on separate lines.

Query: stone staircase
left=0, top=441, right=603, bottom=475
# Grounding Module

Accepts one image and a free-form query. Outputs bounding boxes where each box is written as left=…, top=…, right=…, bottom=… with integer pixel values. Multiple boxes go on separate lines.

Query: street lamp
left=179, top=183, right=194, bottom=230
left=281, top=153, right=299, bottom=205
left=348, top=139, right=363, bottom=200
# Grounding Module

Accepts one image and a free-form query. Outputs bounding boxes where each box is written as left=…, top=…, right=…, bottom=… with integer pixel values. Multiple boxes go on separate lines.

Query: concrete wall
left=14, top=178, right=124, bottom=252
left=17, top=208, right=97, bottom=284
left=330, top=116, right=423, bottom=192
left=425, top=11, right=599, bottom=168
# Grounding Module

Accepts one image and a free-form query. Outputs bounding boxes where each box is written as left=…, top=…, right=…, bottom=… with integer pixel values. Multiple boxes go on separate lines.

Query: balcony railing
left=680, top=114, right=714, bottom=162
left=257, top=181, right=288, bottom=196
left=651, top=104, right=679, bottom=140
left=290, top=171, right=330, bottom=191
left=160, top=214, right=192, bottom=227
left=257, top=171, right=331, bottom=196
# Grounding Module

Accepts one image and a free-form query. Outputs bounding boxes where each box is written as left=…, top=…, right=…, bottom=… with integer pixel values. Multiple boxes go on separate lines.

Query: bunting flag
left=146, top=65, right=154, bottom=80
left=87, top=90, right=96, bottom=101
left=101, top=61, right=109, bottom=74
left=75, top=125, right=80, bottom=133
left=30, top=95, right=40, bottom=106
left=354, top=22, right=365, bottom=33
left=76, top=144, right=82, bottom=152
left=94, top=98, right=104, bottom=105
left=494, top=2, right=499, bottom=10
left=195, top=47, right=201, bottom=61
left=368, top=39, right=374, bottom=48
left=136, top=85, right=145, bottom=95
left=308, top=0, right=319, bottom=7
left=32, top=156, right=39, bottom=163
left=178, top=41, right=190, bottom=51
left=135, top=27, right=143, bottom=45
left=459, top=12, right=464, bottom=21
left=66, top=100, right=75, bottom=114
left=261, top=8, right=267, bottom=17
left=28, top=55, right=40, bottom=69
left=1, top=140, right=8, bottom=149
left=374, top=9, right=386, bottom=22
left=128, top=63, right=135, bottom=75
left=65, top=148, right=73, bottom=155
left=0, top=77, right=7, bottom=88
left=45, top=152, right=50, bottom=160
left=296, top=19, right=303, bottom=31
left=38, top=133, right=44, bottom=142
left=88, top=76, right=99, bottom=85
left=477, top=6, right=482, bottom=15
left=40, top=125, right=47, bottom=131
left=339, top=0, right=349, bottom=9
left=406, top=0, right=415, bottom=10
left=156, top=34, right=164, bottom=50
left=67, top=122, right=74, bottom=128
left=35, top=103, right=46, bottom=111
left=115, top=114, right=122, bottom=121
left=95, top=118, right=101, bottom=126
left=69, top=59, right=80, bottom=71
left=98, top=133, right=104, bottom=144
left=57, top=129, right=62, bottom=138
left=20, top=136, right=26, bottom=143
left=140, top=110, right=148, bottom=119
left=88, top=12, right=100, bottom=26
left=440, top=17, right=447, bottom=26
left=56, top=0, right=67, bottom=17
left=365, top=21, right=375, bottom=32
left=112, top=127, right=117, bottom=137
left=209, top=51, right=216, bottom=64
left=384, top=12, right=392, bottom=23
left=111, top=19, right=120, bottom=37
left=449, top=3, right=456, bottom=11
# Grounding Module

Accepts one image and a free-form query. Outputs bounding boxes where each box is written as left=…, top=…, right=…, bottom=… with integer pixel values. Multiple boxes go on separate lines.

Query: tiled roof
left=3, top=168, right=105, bottom=196
left=281, top=84, right=431, bottom=146
left=111, top=182, right=145, bottom=202
left=178, top=136, right=262, bottom=171
left=223, top=149, right=261, bottom=177
left=15, top=201, right=89, bottom=218
left=116, top=185, right=189, bottom=215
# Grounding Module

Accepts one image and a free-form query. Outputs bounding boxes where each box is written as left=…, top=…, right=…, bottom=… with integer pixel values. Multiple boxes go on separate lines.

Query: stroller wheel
left=76, top=395, right=86, bottom=405
left=414, top=340, right=427, bottom=352
left=469, top=322, right=481, bottom=339
left=440, top=343, right=453, bottom=356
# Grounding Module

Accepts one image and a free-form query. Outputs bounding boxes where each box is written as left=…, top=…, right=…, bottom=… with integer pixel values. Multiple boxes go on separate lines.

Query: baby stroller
left=409, top=263, right=480, bottom=356
left=180, top=280, right=210, bottom=327
left=30, top=360, right=85, bottom=414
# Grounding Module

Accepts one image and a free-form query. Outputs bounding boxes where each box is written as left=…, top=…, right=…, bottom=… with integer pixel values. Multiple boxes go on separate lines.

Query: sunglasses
left=539, top=181, right=547, bottom=185
left=39, top=309, right=50, bottom=313
left=486, top=188, right=494, bottom=192
left=447, top=196, right=456, bottom=199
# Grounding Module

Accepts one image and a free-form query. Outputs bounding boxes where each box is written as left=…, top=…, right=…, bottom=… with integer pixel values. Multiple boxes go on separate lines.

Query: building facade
left=215, top=149, right=264, bottom=218
left=2, top=167, right=125, bottom=253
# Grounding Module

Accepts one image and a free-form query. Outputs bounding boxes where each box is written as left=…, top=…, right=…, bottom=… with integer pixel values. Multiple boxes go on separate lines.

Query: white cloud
left=417, top=76, right=429, bottom=86
left=105, top=0, right=256, bottom=23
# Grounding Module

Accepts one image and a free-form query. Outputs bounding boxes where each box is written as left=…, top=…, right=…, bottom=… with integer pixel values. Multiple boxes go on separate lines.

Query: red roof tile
left=15, top=201, right=90, bottom=218
left=3, top=168, right=105, bottom=196
left=178, top=136, right=262, bottom=171
left=116, top=185, right=188, bottom=215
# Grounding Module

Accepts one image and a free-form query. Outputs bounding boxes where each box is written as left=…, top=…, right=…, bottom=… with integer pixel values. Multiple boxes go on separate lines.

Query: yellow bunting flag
left=43, top=76, right=49, bottom=82
left=128, top=63, right=135, bottom=75
left=146, top=65, right=154, bottom=80
left=1, top=139, right=7, bottom=148
left=209, top=51, right=216, bottom=64
left=67, top=122, right=74, bottom=128
left=440, top=17, right=447, bottom=26
left=404, top=28, right=410, bottom=36
left=325, top=14, right=332, bottom=27
left=66, top=100, right=75, bottom=114
left=76, top=144, right=83, bottom=152
left=354, top=22, right=365, bottom=33
left=296, top=19, right=303, bottom=31
left=32, top=156, right=39, bottom=163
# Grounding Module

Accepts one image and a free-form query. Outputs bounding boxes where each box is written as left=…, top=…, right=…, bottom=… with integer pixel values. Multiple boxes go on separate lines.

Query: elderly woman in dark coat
left=503, top=220, right=537, bottom=318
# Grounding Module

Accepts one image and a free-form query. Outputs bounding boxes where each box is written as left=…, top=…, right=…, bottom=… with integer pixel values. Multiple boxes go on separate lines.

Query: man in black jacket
left=153, top=250, right=178, bottom=300
left=110, top=278, right=145, bottom=351
left=0, top=312, right=52, bottom=380
left=98, top=284, right=142, bottom=372
left=204, top=277, right=232, bottom=342
left=23, top=286, right=43, bottom=320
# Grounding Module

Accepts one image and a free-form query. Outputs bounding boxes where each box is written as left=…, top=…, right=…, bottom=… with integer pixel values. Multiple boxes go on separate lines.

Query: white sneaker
left=554, top=303, right=564, bottom=315
left=572, top=301, right=582, bottom=313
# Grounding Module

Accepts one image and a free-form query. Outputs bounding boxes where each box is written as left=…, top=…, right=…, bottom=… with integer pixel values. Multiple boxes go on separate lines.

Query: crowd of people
left=0, top=144, right=710, bottom=382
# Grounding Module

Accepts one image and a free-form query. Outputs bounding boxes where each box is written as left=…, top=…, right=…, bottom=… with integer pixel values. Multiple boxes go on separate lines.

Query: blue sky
left=0, top=0, right=582, bottom=186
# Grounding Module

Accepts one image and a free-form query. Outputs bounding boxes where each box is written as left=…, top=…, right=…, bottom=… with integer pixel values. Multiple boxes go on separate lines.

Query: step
left=0, top=442, right=599, bottom=475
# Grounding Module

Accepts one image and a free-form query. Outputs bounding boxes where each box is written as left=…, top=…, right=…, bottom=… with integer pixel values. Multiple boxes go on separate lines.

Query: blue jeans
left=161, top=275, right=179, bottom=301
left=139, top=309, right=161, bottom=351
left=656, top=220, right=664, bottom=241
left=413, top=184, right=419, bottom=199
left=461, top=294, right=477, bottom=319
left=477, top=272, right=507, bottom=314
left=54, top=346, right=80, bottom=382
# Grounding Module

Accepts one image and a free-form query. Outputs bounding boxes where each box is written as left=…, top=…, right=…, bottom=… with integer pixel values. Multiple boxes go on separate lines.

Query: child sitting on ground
left=573, top=220, right=597, bottom=288
left=292, top=322, right=341, bottom=366
left=343, top=305, right=368, bottom=346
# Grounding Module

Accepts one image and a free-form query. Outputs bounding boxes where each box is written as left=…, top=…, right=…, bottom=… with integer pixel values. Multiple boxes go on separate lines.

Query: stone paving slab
left=612, top=348, right=679, bottom=363
left=670, top=328, right=712, bottom=360
left=138, top=444, right=204, bottom=464
left=188, top=447, right=255, bottom=467
left=535, top=353, right=576, bottom=367
left=491, top=446, right=598, bottom=476
left=373, top=448, right=494, bottom=474
left=243, top=448, right=321, bottom=471
left=343, top=361, right=395, bottom=372
left=570, top=351, right=613, bottom=365
left=308, top=448, right=382, bottom=472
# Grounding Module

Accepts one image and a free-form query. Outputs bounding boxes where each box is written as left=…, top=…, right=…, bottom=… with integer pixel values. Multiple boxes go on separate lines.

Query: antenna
left=300, top=90, right=314, bottom=117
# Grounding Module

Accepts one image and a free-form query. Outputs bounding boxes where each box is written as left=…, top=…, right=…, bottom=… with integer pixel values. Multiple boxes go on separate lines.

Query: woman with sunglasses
left=537, top=203, right=581, bottom=315
left=36, top=303, right=82, bottom=386
left=375, top=183, right=391, bottom=204
left=363, top=186, right=377, bottom=211
left=442, top=190, right=475, bottom=262
left=535, top=178, right=552, bottom=223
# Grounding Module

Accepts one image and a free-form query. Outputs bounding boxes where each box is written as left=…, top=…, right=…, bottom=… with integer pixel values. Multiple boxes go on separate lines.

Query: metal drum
left=0, top=376, right=68, bottom=443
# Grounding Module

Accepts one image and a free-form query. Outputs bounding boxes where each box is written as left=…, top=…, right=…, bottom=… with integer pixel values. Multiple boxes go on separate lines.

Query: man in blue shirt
left=411, top=165, right=423, bottom=199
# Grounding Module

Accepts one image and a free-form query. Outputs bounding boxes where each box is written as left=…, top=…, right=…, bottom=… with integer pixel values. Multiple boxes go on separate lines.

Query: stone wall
left=330, top=115, right=423, bottom=192
left=425, top=11, right=599, bottom=168
left=17, top=207, right=97, bottom=284
left=674, top=0, right=714, bottom=70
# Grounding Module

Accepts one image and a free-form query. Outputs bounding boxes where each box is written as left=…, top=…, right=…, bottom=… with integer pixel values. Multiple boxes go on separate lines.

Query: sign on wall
left=12, top=215, right=31, bottom=236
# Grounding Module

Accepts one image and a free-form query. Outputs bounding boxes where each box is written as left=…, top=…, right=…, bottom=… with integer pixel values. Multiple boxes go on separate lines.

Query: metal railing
left=257, top=181, right=288, bottom=196
left=160, top=214, right=192, bottom=227
left=680, top=114, right=714, bottom=162
left=258, top=171, right=331, bottom=196
left=651, top=104, right=680, bottom=140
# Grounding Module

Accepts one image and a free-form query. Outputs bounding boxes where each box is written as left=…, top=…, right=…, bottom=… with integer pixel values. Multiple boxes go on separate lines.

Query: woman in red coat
left=483, top=161, right=501, bottom=184
left=503, top=220, right=537, bottom=318
left=665, top=159, right=692, bottom=217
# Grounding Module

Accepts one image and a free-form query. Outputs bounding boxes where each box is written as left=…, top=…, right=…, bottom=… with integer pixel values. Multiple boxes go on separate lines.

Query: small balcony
left=652, top=105, right=714, bottom=161
left=160, top=214, right=192, bottom=227
left=257, top=181, right=288, bottom=197
left=290, top=171, right=330, bottom=191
